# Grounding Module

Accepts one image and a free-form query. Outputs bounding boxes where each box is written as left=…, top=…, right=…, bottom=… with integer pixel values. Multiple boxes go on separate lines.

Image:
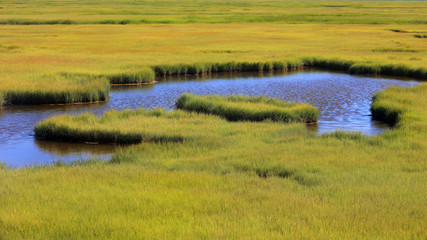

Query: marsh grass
left=106, top=68, right=155, bottom=84
left=34, top=108, right=239, bottom=144
left=152, top=60, right=304, bottom=76
left=304, top=57, right=427, bottom=79
left=303, top=57, right=355, bottom=71
left=2, top=73, right=110, bottom=105
left=176, top=94, right=319, bottom=123
left=1, top=1, right=427, bottom=237
left=0, top=92, right=5, bottom=108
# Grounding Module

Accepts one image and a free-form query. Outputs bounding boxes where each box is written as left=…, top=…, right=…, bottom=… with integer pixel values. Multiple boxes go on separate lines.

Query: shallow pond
left=0, top=70, right=420, bottom=167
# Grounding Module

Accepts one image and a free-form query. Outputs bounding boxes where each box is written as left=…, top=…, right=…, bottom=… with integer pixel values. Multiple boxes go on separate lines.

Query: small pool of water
left=0, top=70, right=420, bottom=167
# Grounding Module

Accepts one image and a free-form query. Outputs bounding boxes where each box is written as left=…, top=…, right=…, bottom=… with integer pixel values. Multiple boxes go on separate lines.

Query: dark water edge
left=0, top=70, right=421, bottom=168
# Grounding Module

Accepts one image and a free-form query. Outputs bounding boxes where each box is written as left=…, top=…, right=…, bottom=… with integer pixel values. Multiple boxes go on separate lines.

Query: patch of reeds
left=348, top=63, right=381, bottom=74
left=34, top=108, right=230, bottom=144
left=152, top=60, right=305, bottom=76
left=106, top=68, right=155, bottom=84
left=370, top=89, right=404, bottom=126
left=302, top=57, right=355, bottom=71
left=0, top=92, right=5, bottom=108
left=176, top=94, right=319, bottom=123
left=2, top=73, right=110, bottom=105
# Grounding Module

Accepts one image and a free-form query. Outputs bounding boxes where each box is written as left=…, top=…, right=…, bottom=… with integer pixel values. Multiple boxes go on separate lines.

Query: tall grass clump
left=176, top=94, right=319, bottom=123
left=303, top=57, right=355, bottom=71
left=371, top=83, right=427, bottom=130
left=348, top=63, right=381, bottom=74
left=371, top=89, right=404, bottom=126
left=0, top=91, right=5, bottom=108
left=2, top=73, right=110, bottom=105
left=107, top=68, right=155, bottom=84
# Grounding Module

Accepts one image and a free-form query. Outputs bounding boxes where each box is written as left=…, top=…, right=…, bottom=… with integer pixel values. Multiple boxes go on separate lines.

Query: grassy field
left=1, top=0, right=427, bottom=238
left=1, top=23, right=426, bottom=107
left=0, top=0, right=426, bottom=25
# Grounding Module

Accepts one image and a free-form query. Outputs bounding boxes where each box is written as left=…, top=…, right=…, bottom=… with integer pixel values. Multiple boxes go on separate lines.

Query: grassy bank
left=152, top=58, right=427, bottom=80
left=0, top=73, right=110, bottom=106
left=371, top=84, right=427, bottom=127
left=176, top=94, right=319, bottom=123
left=0, top=69, right=154, bottom=107
left=152, top=60, right=304, bottom=76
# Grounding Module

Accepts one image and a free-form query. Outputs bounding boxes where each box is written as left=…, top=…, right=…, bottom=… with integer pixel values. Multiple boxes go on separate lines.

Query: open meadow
left=0, top=0, right=426, bottom=239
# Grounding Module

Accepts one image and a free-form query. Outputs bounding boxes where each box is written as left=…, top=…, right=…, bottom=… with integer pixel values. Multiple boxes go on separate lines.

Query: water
left=0, top=70, right=420, bottom=167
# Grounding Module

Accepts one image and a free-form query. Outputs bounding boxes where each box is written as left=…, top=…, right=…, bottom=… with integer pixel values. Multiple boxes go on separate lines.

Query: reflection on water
left=35, top=140, right=116, bottom=155
left=0, top=70, right=420, bottom=167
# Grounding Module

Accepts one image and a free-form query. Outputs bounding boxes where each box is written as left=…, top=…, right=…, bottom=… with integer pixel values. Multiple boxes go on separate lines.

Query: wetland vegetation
left=0, top=0, right=426, bottom=239
left=175, top=94, right=319, bottom=123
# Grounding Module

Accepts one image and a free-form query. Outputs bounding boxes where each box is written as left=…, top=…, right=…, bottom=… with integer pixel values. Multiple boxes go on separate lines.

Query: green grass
left=176, top=94, right=319, bottom=123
